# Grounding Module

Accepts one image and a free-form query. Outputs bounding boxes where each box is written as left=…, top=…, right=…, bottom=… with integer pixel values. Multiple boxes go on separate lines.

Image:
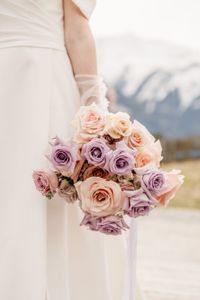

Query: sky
left=91, top=0, right=200, bottom=50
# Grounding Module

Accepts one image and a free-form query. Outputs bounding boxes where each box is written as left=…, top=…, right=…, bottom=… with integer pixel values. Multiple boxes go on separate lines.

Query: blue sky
left=91, top=0, right=200, bottom=50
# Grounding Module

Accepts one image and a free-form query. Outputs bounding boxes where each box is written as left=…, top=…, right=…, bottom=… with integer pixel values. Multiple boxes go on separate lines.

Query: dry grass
left=161, top=159, right=200, bottom=209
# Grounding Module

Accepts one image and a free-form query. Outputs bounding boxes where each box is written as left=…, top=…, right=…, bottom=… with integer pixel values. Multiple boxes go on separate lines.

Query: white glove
left=75, top=74, right=109, bottom=111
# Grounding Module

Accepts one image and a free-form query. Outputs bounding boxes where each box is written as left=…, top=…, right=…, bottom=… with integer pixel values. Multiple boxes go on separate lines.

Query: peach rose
left=135, top=149, right=153, bottom=168
left=127, top=120, right=155, bottom=149
left=72, top=103, right=106, bottom=144
left=135, top=140, right=163, bottom=168
left=75, top=177, right=123, bottom=217
left=104, top=112, right=132, bottom=139
left=155, top=169, right=184, bottom=206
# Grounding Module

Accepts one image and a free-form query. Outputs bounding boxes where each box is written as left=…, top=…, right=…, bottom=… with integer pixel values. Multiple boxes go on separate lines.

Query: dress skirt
left=0, top=46, right=137, bottom=300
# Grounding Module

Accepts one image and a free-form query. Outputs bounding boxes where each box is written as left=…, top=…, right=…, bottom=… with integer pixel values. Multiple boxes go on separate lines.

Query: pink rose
left=127, top=120, right=155, bottom=149
left=32, top=170, right=58, bottom=196
left=75, top=177, right=123, bottom=217
left=154, top=169, right=184, bottom=206
left=72, top=103, right=106, bottom=144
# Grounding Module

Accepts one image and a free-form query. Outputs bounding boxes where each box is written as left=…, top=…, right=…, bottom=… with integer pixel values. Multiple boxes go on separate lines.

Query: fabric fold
left=72, top=0, right=96, bottom=19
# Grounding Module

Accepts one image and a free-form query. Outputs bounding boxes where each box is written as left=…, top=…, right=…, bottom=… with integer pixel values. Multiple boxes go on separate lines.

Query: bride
left=0, top=1, right=139, bottom=299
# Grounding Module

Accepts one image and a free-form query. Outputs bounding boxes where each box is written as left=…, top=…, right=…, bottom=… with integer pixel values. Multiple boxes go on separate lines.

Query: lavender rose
left=46, top=137, right=80, bottom=176
left=80, top=214, right=129, bottom=235
left=141, top=170, right=166, bottom=195
left=104, top=141, right=136, bottom=175
left=97, top=215, right=129, bottom=235
left=123, top=188, right=156, bottom=217
left=80, top=214, right=98, bottom=231
left=82, top=138, right=111, bottom=166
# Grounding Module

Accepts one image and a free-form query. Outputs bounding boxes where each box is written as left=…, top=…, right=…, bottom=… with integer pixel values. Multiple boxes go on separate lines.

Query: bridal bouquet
left=32, top=102, right=184, bottom=235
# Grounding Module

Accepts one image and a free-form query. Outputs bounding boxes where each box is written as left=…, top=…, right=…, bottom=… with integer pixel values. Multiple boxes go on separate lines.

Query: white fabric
left=72, top=0, right=96, bottom=19
left=0, top=1, right=138, bottom=300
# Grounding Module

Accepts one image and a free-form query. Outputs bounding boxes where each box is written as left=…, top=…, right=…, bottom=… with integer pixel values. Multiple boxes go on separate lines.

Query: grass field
left=161, top=159, right=200, bottom=209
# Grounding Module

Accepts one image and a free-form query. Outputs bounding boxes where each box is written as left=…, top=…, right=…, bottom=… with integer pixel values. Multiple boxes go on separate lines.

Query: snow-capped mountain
left=96, top=35, right=200, bottom=137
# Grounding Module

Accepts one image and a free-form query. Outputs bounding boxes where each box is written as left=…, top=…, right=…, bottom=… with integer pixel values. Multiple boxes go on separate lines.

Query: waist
left=0, top=30, right=66, bottom=51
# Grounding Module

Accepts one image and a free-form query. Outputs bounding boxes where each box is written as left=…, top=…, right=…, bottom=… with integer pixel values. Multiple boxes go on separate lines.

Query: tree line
left=154, top=134, right=200, bottom=162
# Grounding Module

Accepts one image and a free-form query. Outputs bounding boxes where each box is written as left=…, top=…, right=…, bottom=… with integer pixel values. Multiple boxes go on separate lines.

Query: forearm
left=63, top=0, right=108, bottom=110
left=65, top=25, right=97, bottom=75
left=65, top=31, right=108, bottom=109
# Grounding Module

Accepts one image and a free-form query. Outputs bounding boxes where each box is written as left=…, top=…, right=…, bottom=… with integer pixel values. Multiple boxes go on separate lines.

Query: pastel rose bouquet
left=32, top=102, right=184, bottom=235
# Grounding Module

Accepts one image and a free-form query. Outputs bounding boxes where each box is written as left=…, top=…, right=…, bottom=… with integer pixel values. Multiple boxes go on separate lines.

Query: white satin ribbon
left=123, top=217, right=137, bottom=300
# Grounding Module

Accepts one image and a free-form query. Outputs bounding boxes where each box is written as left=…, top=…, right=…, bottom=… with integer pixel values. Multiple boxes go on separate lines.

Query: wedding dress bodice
left=0, top=0, right=96, bottom=50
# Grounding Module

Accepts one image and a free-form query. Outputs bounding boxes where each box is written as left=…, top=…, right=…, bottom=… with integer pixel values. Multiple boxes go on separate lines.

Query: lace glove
left=75, top=74, right=109, bottom=111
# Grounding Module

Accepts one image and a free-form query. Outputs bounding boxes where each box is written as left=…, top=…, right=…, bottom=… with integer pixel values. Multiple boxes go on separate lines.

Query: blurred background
left=91, top=1, right=200, bottom=299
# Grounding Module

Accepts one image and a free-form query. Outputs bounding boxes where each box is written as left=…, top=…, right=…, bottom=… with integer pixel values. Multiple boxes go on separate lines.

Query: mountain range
left=96, top=35, right=200, bottom=138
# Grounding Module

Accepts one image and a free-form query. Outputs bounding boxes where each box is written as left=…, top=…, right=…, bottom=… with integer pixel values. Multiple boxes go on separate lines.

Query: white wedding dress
left=0, top=1, right=138, bottom=299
